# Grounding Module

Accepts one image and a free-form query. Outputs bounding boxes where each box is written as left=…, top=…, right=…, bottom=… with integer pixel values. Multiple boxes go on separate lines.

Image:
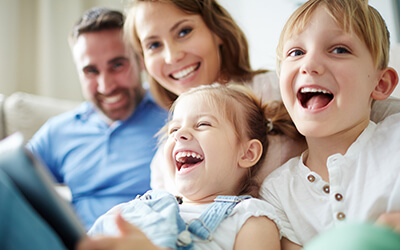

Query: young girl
left=78, top=84, right=301, bottom=249
left=260, top=0, right=400, bottom=249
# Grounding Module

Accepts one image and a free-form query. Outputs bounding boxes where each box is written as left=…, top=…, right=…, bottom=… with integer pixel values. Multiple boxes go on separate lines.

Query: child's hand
left=76, top=213, right=170, bottom=250
left=376, top=212, right=400, bottom=233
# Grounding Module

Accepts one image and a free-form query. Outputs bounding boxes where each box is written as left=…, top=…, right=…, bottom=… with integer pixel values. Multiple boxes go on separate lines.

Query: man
left=27, top=7, right=167, bottom=230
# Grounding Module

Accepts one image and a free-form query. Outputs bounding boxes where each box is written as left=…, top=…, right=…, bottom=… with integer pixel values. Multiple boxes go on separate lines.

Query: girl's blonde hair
left=163, top=84, right=302, bottom=197
left=124, top=0, right=267, bottom=109
left=276, top=0, right=390, bottom=72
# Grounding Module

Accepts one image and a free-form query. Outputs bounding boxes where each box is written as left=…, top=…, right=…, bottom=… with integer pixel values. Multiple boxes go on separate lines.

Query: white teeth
left=103, top=94, right=122, bottom=104
left=175, top=151, right=203, bottom=162
left=300, top=87, right=331, bottom=94
left=172, top=65, right=197, bottom=79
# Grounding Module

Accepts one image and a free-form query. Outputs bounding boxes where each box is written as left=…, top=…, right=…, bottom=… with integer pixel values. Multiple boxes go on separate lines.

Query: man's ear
left=238, top=139, right=263, bottom=169
left=372, top=67, right=399, bottom=100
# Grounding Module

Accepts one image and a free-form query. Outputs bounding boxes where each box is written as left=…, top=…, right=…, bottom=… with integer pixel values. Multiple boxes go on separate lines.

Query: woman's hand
left=76, top=213, right=170, bottom=250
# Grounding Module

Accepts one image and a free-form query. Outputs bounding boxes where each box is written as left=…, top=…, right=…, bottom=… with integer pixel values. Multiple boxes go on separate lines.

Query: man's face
left=72, top=29, right=143, bottom=122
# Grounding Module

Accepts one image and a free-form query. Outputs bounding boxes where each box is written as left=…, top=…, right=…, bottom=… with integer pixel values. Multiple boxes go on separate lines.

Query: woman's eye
left=178, top=28, right=192, bottom=38
left=147, top=41, right=161, bottom=50
left=332, top=46, right=350, bottom=54
left=288, top=49, right=304, bottom=57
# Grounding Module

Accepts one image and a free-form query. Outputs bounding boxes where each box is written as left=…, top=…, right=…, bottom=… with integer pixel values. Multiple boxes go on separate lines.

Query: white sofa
left=0, top=92, right=80, bottom=143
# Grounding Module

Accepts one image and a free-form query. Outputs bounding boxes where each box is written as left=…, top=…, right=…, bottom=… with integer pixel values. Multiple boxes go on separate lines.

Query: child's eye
left=168, top=127, right=179, bottom=135
left=178, top=28, right=192, bottom=38
left=197, top=122, right=211, bottom=128
left=288, top=49, right=304, bottom=57
left=332, top=46, right=350, bottom=54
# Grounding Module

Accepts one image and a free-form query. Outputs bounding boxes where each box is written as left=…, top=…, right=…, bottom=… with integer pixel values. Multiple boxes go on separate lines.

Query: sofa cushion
left=3, top=92, right=80, bottom=142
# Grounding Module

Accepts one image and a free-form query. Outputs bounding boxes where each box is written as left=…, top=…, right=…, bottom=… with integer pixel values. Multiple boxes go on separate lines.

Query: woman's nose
left=164, top=43, right=184, bottom=64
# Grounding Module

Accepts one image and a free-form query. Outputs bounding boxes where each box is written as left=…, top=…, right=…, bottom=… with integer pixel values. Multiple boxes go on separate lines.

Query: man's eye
left=178, top=28, right=192, bottom=38
left=84, top=67, right=99, bottom=75
left=112, top=62, right=125, bottom=71
left=288, top=49, right=304, bottom=57
left=332, top=47, right=350, bottom=54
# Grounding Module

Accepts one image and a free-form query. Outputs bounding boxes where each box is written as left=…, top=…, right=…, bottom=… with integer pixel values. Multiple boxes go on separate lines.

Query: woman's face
left=134, top=1, right=223, bottom=95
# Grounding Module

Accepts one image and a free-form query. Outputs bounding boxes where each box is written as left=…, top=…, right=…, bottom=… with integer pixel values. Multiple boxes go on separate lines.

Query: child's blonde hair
left=124, top=0, right=267, bottom=110
left=276, top=0, right=390, bottom=72
left=162, top=84, right=301, bottom=197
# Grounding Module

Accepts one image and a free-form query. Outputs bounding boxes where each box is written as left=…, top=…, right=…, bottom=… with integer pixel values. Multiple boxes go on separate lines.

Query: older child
left=78, top=84, right=302, bottom=250
left=260, top=0, right=400, bottom=249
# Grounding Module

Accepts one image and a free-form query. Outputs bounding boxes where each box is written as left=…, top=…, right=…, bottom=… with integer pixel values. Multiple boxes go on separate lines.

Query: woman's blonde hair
left=162, top=84, right=302, bottom=197
left=124, top=0, right=267, bottom=109
left=276, top=0, right=390, bottom=72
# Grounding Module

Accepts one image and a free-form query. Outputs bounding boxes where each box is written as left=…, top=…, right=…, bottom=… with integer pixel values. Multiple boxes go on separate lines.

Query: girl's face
left=164, top=94, right=248, bottom=203
left=134, top=1, right=223, bottom=95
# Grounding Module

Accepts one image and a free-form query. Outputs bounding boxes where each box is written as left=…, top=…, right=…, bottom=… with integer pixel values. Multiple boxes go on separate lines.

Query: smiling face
left=134, top=1, right=223, bottom=96
left=279, top=5, right=382, bottom=139
left=164, top=94, right=248, bottom=203
left=72, top=29, right=144, bottom=123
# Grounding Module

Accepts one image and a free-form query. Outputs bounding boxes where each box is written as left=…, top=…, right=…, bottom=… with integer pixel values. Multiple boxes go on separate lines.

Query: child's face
left=279, top=6, right=382, bottom=138
left=164, top=94, right=247, bottom=202
left=134, top=2, right=223, bottom=96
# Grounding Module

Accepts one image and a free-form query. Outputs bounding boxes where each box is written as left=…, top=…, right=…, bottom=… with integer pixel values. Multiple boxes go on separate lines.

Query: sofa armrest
left=3, top=92, right=80, bottom=142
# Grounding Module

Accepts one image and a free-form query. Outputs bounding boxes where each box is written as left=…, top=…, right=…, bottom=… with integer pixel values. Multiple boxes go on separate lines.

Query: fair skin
left=280, top=5, right=398, bottom=181
left=77, top=94, right=280, bottom=250
left=72, top=29, right=144, bottom=124
left=134, top=1, right=223, bottom=95
left=279, top=5, right=398, bottom=250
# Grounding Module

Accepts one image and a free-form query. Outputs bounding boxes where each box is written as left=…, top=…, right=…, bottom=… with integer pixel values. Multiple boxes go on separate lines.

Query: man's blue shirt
left=27, top=91, right=168, bottom=230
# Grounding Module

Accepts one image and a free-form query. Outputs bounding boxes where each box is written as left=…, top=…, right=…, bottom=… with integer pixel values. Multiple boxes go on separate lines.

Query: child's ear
left=372, top=67, right=399, bottom=100
left=238, top=139, right=263, bottom=169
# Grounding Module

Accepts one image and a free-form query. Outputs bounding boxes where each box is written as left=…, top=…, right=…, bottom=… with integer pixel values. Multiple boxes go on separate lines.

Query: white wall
left=1, top=0, right=399, bottom=99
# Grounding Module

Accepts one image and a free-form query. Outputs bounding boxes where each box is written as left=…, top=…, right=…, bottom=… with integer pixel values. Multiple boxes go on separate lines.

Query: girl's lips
left=170, top=63, right=200, bottom=80
left=175, top=150, right=204, bottom=171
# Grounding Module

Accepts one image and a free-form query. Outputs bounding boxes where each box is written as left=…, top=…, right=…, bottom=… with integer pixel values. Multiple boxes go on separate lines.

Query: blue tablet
left=0, top=132, right=85, bottom=249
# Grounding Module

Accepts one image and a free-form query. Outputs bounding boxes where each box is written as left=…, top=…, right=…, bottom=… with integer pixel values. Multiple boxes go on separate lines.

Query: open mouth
left=170, top=63, right=200, bottom=80
left=175, top=151, right=204, bottom=171
left=297, top=87, right=333, bottom=110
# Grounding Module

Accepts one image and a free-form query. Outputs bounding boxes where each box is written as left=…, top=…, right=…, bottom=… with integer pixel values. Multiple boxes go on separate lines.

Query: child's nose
left=300, top=52, right=325, bottom=75
left=174, top=128, right=192, bottom=141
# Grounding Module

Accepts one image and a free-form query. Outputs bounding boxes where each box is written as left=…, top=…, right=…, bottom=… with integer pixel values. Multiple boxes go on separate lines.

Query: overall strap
left=186, top=195, right=251, bottom=241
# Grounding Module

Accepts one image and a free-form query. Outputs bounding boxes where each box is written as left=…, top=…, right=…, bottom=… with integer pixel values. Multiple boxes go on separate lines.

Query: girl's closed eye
left=197, top=121, right=212, bottom=128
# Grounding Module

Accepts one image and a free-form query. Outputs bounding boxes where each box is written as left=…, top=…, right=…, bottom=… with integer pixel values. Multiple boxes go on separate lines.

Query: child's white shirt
left=179, top=198, right=282, bottom=249
left=260, top=113, right=400, bottom=246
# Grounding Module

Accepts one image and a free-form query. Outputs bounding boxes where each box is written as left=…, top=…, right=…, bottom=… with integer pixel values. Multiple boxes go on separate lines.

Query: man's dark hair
left=69, top=7, right=124, bottom=45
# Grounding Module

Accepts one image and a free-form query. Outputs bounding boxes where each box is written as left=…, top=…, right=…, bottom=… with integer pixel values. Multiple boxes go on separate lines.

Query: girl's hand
left=76, top=213, right=170, bottom=250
